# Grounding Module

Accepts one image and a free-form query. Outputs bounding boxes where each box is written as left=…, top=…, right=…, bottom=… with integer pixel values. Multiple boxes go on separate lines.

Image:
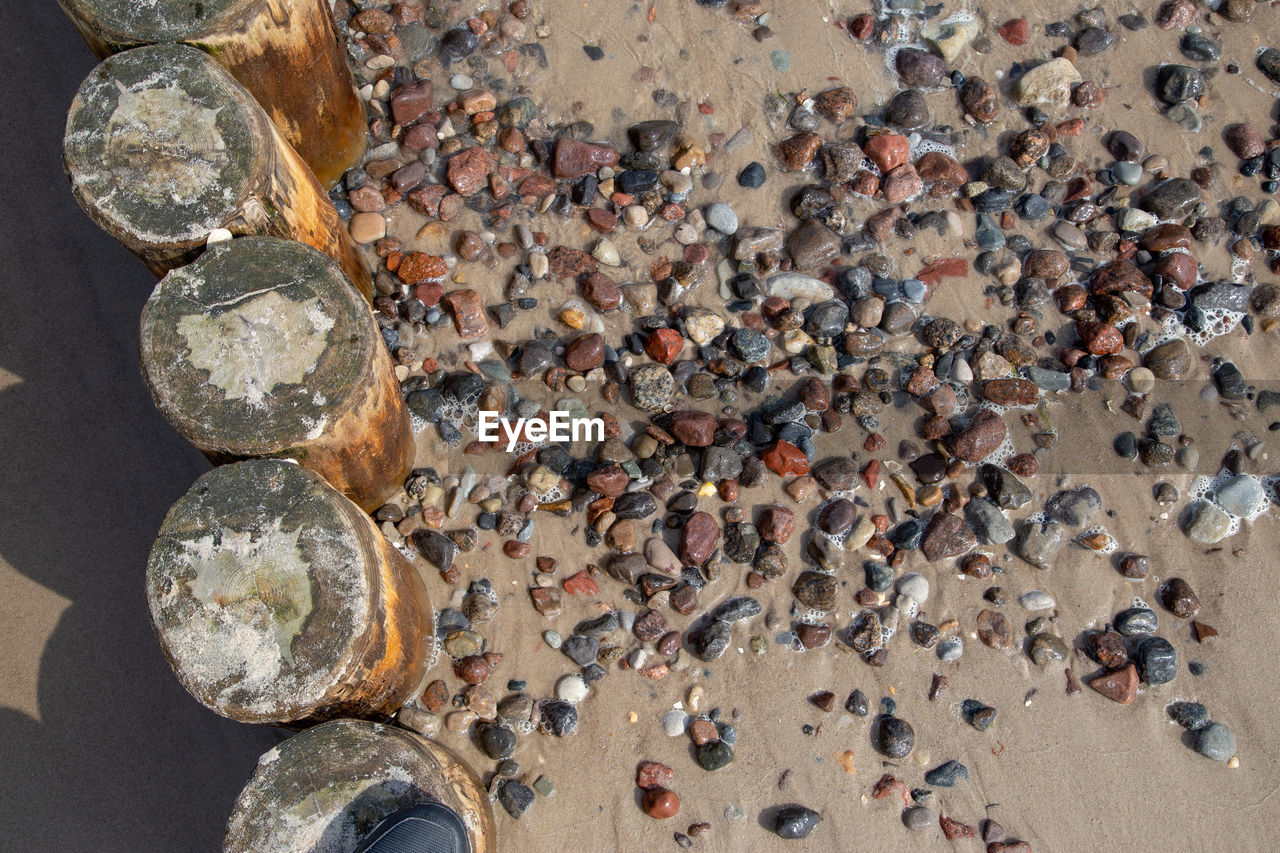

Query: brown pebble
left=422, top=679, right=449, bottom=712
left=689, top=718, right=719, bottom=745
left=641, top=787, right=681, bottom=819
left=1090, top=663, right=1139, bottom=704
left=1192, top=621, right=1218, bottom=642
left=810, top=691, right=836, bottom=712
left=636, top=760, right=675, bottom=790
left=940, top=816, right=974, bottom=840
left=1159, top=577, right=1200, bottom=617
left=656, top=631, right=682, bottom=656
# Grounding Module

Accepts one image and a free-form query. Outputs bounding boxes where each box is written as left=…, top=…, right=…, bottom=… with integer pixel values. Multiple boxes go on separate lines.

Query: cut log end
left=59, top=0, right=251, bottom=46
left=140, top=236, right=372, bottom=452
left=148, top=460, right=434, bottom=724
left=224, top=720, right=496, bottom=853
left=147, top=460, right=373, bottom=723
left=139, top=236, right=407, bottom=508
left=63, top=43, right=265, bottom=257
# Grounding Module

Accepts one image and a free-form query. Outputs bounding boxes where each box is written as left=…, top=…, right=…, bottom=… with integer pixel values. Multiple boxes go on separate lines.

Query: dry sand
left=4, top=0, right=1280, bottom=851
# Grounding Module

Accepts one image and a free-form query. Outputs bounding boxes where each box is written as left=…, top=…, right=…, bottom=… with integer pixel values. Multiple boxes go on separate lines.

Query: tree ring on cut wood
left=224, top=720, right=495, bottom=853
left=139, top=236, right=412, bottom=510
left=64, top=44, right=372, bottom=293
left=63, top=43, right=266, bottom=251
left=57, top=0, right=367, bottom=188
left=147, top=459, right=435, bottom=724
left=59, top=0, right=249, bottom=44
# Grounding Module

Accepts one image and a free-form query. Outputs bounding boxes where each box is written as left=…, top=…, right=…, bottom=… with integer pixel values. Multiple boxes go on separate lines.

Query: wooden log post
left=57, top=0, right=366, bottom=188
left=63, top=43, right=371, bottom=296
left=139, top=236, right=412, bottom=511
left=224, top=720, right=496, bottom=853
left=147, top=459, right=436, bottom=726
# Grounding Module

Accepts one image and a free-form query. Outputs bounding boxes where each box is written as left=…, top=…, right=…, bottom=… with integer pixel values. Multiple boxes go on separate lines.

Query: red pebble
left=563, top=569, right=599, bottom=597
left=636, top=761, right=675, bottom=790
left=641, top=788, right=680, bottom=819
left=998, top=18, right=1029, bottom=45
left=645, top=328, right=684, bottom=364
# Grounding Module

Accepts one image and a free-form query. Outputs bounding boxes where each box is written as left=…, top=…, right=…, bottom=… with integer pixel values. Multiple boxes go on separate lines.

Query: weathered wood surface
left=224, top=719, right=495, bottom=853
left=63, top=44, right=370, bottom=294
left=139, top=236, right=411, bottom=510
left=147, top=459, right=435, bottom=725
left=57, top=0, right=365, bottom=187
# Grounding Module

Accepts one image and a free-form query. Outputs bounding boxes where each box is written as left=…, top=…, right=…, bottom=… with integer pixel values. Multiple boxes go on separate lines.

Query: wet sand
left=400, top=2, right=1280, bottom=849
left=3, top=0, right=1280, bottom=851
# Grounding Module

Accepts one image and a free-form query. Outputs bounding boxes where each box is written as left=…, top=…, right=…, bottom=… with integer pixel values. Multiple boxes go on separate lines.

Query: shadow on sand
left=0, top=5, right=282, bottom=849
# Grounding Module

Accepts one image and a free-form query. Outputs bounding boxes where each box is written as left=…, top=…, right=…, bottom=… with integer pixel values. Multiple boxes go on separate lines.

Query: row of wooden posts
left=58, top=2, right=495, bottom=848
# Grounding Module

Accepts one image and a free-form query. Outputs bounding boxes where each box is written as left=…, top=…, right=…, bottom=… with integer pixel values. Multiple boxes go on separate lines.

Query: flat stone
left=1015, top=57, right=1082, bottom=111
left=774, top=805, right=820, bottom=840
left=1196, top=722, right=1236, bottom=761
left=1013, top=519, right=1064, bottom=569
left=1091, top=663, right=1139, bottom=704
left=1184, top=500, right=1233, bottom=543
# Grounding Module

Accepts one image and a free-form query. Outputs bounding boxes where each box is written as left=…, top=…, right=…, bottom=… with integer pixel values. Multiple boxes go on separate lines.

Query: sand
left=3, top=0, right=1280, bottom=850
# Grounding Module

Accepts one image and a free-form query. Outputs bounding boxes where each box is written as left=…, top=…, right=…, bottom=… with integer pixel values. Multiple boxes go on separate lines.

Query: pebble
left=1195, top=722, right=1236, bottom=761
left=774, top=805, right=820, bottom=839
left=661, top=709, right=689, bottom=736
left=875, top=715, right=914, bottom=758
left=924, top=760, right=969, bottom=787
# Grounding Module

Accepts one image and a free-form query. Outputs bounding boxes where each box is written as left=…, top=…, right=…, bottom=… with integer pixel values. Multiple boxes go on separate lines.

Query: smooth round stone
left=695, top=740, right=734, bottom=771
left=1180, top=33, right=1220, bottom=62
left=1029, top=632, right=1069, bottom=665
left=450, top=74, right=474, bottom=90
left=1019, top=590, right=1055, bottom=611
left=885, top=89, right=930, bottom=130
left=1156, top=65, right=1204, bottom=104
left=1214, top=475, right=1262, bottom=517
left=937, top=636, right=963, bottom=662
left=902, top=279, right=928, bottom=302
left=897, top=573, right=929, bottom=604
left=923, top=759, right=969, bottom=787
left=1168, top=701, right=1210, bottom=730
left=1115, top=607, right=1158, bottom=636
left=478, top=724, right=517, bottom=760
left=1137, top=636, right=1178, bottom=684
left=774, top=805, right=820, bottom=839
left=875, top=715, right=914, bottom=758
left=661, top=709, right=689, bottom=736
left=705, top=202, right=738, bottom=235
left=1184, top=500, right=1232, bottom=543
left=1113, top=161, right=1143, bottom=186
left=902, top=806, right=933, bottom=831
left=1195, top=722, right=1236, bottom=761
left=1127, top=367, right=1155, bottom=394
left=556, top=673, right=589, bottom=703
left=1076, top=26, right=1114, bottom=55
left=1052, top=221, right=1087, bottom=249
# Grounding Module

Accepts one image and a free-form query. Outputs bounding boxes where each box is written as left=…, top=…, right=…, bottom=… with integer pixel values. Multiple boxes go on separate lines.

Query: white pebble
left=661, top=709, right=689, bottom=736
left=450, top=74, right=474, bottom=90
left=592, top=238, right=620, bottom=266
left=1019, top=590, right=1056, bottom=611
left=529, top=253, right=549, bottom=280
left=897, top=572, right=929, bottom=604
left=556, top=674, right=589, bottom=704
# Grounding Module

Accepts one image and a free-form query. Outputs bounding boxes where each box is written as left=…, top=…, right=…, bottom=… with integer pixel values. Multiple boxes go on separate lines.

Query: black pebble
left=738, top=162, right=767, bottom=188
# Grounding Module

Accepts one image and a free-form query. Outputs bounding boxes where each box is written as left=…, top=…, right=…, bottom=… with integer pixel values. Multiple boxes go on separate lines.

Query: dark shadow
left=0, top=5, right=281, bottom=850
